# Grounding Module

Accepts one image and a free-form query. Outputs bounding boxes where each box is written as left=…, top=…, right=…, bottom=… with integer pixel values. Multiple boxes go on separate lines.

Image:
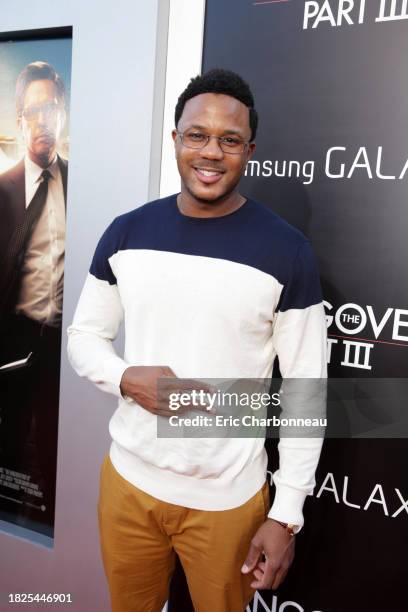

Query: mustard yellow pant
left=97, top=455, right=269, bottom=612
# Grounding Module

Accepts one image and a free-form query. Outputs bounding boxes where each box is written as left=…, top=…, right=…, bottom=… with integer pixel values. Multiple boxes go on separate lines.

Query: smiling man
left=173, top=89, right=253, bottom=214
left=68, top=69, right=327, bottom=612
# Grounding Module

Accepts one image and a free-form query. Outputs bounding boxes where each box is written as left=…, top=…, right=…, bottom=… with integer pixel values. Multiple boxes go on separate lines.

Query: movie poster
left=0, top=29, right=72, bottom=540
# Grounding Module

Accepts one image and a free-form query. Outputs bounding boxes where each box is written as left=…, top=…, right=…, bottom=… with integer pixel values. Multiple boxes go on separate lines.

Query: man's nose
left=36, top=109, right=49, bottom=126
left=200, top=135, right=224, bottom=159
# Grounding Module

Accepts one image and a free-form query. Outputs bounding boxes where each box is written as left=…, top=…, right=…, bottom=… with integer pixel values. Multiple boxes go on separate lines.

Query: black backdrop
left=169, top=1, right=408, bottom=610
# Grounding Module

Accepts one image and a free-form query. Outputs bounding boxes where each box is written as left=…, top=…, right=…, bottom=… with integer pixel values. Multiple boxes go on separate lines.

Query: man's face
left=172, top=93, right=255, bottom=203
left=19, top=79, right=65, bottom=167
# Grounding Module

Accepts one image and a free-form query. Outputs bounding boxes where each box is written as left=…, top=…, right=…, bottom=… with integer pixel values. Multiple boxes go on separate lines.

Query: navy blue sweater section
left=90, top=195, right=322, bottom=312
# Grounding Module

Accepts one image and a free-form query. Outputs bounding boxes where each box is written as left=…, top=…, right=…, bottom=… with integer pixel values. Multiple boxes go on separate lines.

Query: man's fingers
left=250, top=556, right=278, bottom=589
left=250, top=556, right=291, bottom=590
left=158, top=389, right=217, bottom=414
left=158, top=376, right=215, bottom=396
left=241, top=541, right=262, bottom=574
left=160, top=366, right=177, bottom=377
left=157, top=374, right=218, bottom=416
left=271, top=567, right=288, bottom=590
left=178, top=377, right=214, bottom=392
left=155, top=406, right=183, bottom=417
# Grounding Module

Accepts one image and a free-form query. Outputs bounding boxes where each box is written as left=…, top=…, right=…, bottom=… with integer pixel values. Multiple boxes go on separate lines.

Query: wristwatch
left=272, top=520, right=297, bottom=536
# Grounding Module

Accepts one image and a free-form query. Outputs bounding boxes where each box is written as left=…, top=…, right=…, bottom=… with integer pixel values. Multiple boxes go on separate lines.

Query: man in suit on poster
left=0, top=61, right=68, bottom=523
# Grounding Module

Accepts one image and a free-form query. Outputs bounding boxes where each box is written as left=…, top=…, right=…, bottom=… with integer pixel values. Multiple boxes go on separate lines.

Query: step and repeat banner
left=169, top=1, right=407, bottom=611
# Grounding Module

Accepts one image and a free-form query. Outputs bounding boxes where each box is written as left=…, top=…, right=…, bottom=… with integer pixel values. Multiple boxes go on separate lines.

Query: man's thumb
left=241, top=542, right=261, bottom=574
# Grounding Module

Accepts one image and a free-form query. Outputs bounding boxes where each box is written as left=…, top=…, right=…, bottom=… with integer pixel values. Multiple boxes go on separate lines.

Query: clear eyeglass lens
left=23, top=103, right=59, bottom=121
left=181, top=131, right=245, bottom=153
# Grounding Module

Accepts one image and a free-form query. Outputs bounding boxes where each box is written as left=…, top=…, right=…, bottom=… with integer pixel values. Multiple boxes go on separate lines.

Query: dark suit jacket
left=0, top=155, right=68, bottom=320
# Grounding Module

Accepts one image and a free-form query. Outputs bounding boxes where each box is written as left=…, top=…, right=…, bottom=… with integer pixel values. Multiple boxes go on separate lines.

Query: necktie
left=0, top=170, right=51, bottom=310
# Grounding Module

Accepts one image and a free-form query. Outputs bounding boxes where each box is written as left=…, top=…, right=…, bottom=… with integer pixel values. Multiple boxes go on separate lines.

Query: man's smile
left=193, top=166, right=225, bottom=184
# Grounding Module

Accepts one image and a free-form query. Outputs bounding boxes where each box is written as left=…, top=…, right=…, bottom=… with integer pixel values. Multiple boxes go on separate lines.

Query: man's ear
left=172, top=129, right=179, bottom=158
left=60, top=107, right=67, bottom=130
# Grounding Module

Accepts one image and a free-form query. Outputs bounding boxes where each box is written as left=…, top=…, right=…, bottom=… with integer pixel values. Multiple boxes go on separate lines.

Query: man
left=68, top=69, right=327, bottom=611
left=0, top=61, right=68, bottom=524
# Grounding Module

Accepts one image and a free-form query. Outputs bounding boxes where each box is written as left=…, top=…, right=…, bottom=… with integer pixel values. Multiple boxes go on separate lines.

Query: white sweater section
left=67, top=196, right=327, bottom=529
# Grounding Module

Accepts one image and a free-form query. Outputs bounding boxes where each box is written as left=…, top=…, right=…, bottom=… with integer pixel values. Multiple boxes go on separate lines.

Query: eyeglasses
left=177, top=130, right=250, bottom=154
left=21, top=102, right=61, bottom=122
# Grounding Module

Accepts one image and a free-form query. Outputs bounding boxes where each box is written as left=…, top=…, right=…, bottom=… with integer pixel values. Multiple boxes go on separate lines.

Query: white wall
left=0, top=1, right=162, bottom=610
left=159, top=0, right=206, bottom=197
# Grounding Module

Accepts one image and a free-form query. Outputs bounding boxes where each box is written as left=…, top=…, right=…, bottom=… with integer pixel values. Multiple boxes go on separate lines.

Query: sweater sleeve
left=67, top=222, right=129, bottom=398
left=268, top=241, right=327, bottom=531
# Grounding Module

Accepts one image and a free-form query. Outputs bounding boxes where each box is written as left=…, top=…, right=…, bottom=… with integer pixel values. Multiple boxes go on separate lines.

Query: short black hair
left=16, top=61, right=65, bottom=117
left=175, top=68, right=258, bottom=141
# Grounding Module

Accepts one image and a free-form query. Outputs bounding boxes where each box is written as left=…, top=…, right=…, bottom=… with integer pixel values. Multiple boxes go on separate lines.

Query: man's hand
left=120, top=366, right=177, bottom=416
left=119, top=366, right=214, bottom=417
left=241, top=519, right=295, bottom=590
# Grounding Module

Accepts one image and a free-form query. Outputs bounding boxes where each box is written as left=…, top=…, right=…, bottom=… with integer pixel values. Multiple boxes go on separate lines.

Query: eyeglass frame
left=176, top=130, right=251, bottom=155
left=21, top=100, right=62, bottom=122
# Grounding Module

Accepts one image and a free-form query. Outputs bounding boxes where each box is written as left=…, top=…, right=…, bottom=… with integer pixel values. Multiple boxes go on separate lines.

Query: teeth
left=198, top=169, right=219, bottom=176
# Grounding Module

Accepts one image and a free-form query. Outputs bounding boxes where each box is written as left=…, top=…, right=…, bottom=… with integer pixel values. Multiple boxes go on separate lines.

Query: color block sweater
left=67, top=195, right=327, bottom=528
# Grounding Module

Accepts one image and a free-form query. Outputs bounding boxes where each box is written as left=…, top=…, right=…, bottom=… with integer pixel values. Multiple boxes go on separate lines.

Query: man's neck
left=177, top=189, right=246, bottom=218
left=28, top=151, right=57, bottom=169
